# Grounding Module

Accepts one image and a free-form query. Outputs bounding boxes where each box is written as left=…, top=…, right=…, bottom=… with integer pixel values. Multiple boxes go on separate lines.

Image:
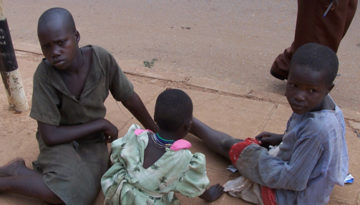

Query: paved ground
left=0, top=0, right=360, bottom=204
left=0, top=50, right=359, bottom=204
left=3, top=0, right=360, bottom=109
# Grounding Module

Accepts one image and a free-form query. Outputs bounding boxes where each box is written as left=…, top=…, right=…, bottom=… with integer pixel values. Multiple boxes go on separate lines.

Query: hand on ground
left=200, top=184, right=224, bottom=202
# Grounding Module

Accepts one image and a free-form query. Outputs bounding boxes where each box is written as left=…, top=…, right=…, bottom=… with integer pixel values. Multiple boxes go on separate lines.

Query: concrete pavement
left=4, top=0, right=360, bottom=110
left=0, top=47, right=359, bottom=205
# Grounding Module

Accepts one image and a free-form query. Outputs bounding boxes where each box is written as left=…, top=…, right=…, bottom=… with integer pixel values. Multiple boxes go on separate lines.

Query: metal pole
left=0, top=0, right=28, bottom=112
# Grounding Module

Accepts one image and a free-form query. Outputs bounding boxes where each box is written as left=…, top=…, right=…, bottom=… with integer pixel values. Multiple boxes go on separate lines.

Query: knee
left=223, top=138, right=241, bottom=150
left=43, top=191, right=64, bottom=205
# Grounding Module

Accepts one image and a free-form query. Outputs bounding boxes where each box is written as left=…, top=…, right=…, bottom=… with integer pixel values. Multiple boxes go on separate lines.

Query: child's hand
left=255, top=132, right=283, bottom=149
left=199, top=184, right=224, bottom=202
left=101, top=119, right=118, bottom=142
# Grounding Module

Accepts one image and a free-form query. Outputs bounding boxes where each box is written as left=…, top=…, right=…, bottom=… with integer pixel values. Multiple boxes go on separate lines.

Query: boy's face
left=38, top=21, right=79, bottom=70
left=285, top=64, right=333, bottom=114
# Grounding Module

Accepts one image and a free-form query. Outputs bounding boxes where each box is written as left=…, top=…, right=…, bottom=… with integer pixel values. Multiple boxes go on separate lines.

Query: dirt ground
left=0, top=0, right=360, bottom=204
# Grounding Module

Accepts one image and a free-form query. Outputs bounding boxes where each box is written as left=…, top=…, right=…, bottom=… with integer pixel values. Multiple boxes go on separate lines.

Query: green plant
left=143, top=58, right=158, bottom=68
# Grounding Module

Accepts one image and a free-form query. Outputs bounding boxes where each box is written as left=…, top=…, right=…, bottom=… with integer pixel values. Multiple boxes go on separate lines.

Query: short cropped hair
left=290, top=43, right=339, bottom=85
left=154, top=89, right=193, bottom=132
left=38, top=7, right=76, bottom=33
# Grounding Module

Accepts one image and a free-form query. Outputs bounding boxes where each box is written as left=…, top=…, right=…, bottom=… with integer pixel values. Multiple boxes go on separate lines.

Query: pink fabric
left=134, top=129, right=150, bottom=136
left=170, top=139, right=192, bottom=151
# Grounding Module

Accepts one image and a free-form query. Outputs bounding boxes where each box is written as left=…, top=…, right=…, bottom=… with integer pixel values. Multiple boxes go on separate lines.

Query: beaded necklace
left=150, top=133, right=175, bottom=148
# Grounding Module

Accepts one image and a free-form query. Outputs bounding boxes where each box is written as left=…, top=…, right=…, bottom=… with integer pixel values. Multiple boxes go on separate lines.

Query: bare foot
left=0, top=159, right=35, bottom=177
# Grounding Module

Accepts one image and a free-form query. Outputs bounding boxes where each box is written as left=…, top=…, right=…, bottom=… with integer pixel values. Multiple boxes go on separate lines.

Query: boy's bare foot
left=0, top=159, right=35, bottom=177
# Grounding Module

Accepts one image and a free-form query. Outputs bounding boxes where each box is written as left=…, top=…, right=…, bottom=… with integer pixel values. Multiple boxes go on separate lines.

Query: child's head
left=286, top=43, right=338, bottom=114
left=37, top=8, right=80, bottom=70
left=154, top=89, right=193, bottom=137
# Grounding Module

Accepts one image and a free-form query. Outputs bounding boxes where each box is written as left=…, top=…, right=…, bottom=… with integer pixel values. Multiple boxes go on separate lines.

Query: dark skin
left=190, top=117, right=240, bottom=160
left=255, top=132, right=283, bottom=149
left=37, top=13, right=157, bottom=146
left=257, top=64, right=334, bottom=148
left=191, top=64, right=335, bottom=152
left=143, top=122, right=192, bottom=169
left=0, top=10, right=157, bottom=204
left=143, top=119, right=224, bottom=202
left=190, top=64, right=335, bottom=200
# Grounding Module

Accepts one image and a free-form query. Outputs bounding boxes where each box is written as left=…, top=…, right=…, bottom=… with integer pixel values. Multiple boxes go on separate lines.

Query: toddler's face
left=285, top=65, right=332, bottom=114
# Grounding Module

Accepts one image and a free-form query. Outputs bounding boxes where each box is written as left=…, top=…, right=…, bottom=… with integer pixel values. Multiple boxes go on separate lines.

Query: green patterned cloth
left=101, top=124, right=210, bottom=205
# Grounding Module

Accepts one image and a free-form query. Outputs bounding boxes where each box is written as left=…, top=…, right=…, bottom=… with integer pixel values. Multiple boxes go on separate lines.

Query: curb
left=13, top=41, right=360, bottom=126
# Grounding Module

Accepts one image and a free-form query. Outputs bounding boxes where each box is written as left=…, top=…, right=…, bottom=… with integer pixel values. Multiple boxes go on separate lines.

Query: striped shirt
left=236, top=100, right=348, bottom=205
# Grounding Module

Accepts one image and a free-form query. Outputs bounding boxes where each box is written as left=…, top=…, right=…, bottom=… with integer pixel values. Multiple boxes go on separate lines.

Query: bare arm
left=190, top=117, right=240, bottom=159
left=122, top=91, right=159, bottom=132
left=38, top=118, right=118, bottom=146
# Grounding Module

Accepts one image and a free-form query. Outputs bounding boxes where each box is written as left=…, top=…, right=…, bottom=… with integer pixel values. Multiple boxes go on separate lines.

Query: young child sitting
left=190, top=43, right=348, bottom=205
left=101, top=89, right=223, bottom=204
left=0, top=7, right=158, bottom=205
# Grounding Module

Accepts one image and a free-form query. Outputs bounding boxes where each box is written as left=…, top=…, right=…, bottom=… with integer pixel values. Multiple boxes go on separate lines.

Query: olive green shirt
left=30, top=45, right=134, bottom=126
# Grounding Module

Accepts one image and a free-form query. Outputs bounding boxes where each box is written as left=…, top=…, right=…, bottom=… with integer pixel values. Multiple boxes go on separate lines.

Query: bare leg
left=0, top=159, right=63, bottom=204
left=190, top=117, right=241, bottom=159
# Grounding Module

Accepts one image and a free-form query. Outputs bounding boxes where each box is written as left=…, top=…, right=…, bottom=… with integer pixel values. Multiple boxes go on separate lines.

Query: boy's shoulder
left=86, top=44, right=108, bottom=53
left=298, top=106, right=344, bottom=142
left=34, top=59, right=54, bottom=81
left=84, top=45, right=112, bottom=59
left=309, top=104, right=343, bottom=125
left=85, top=45, right=118, bottom=71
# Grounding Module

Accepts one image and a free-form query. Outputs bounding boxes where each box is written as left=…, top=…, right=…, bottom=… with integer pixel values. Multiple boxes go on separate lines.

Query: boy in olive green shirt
left=0, top=7, right=157, bottom=205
